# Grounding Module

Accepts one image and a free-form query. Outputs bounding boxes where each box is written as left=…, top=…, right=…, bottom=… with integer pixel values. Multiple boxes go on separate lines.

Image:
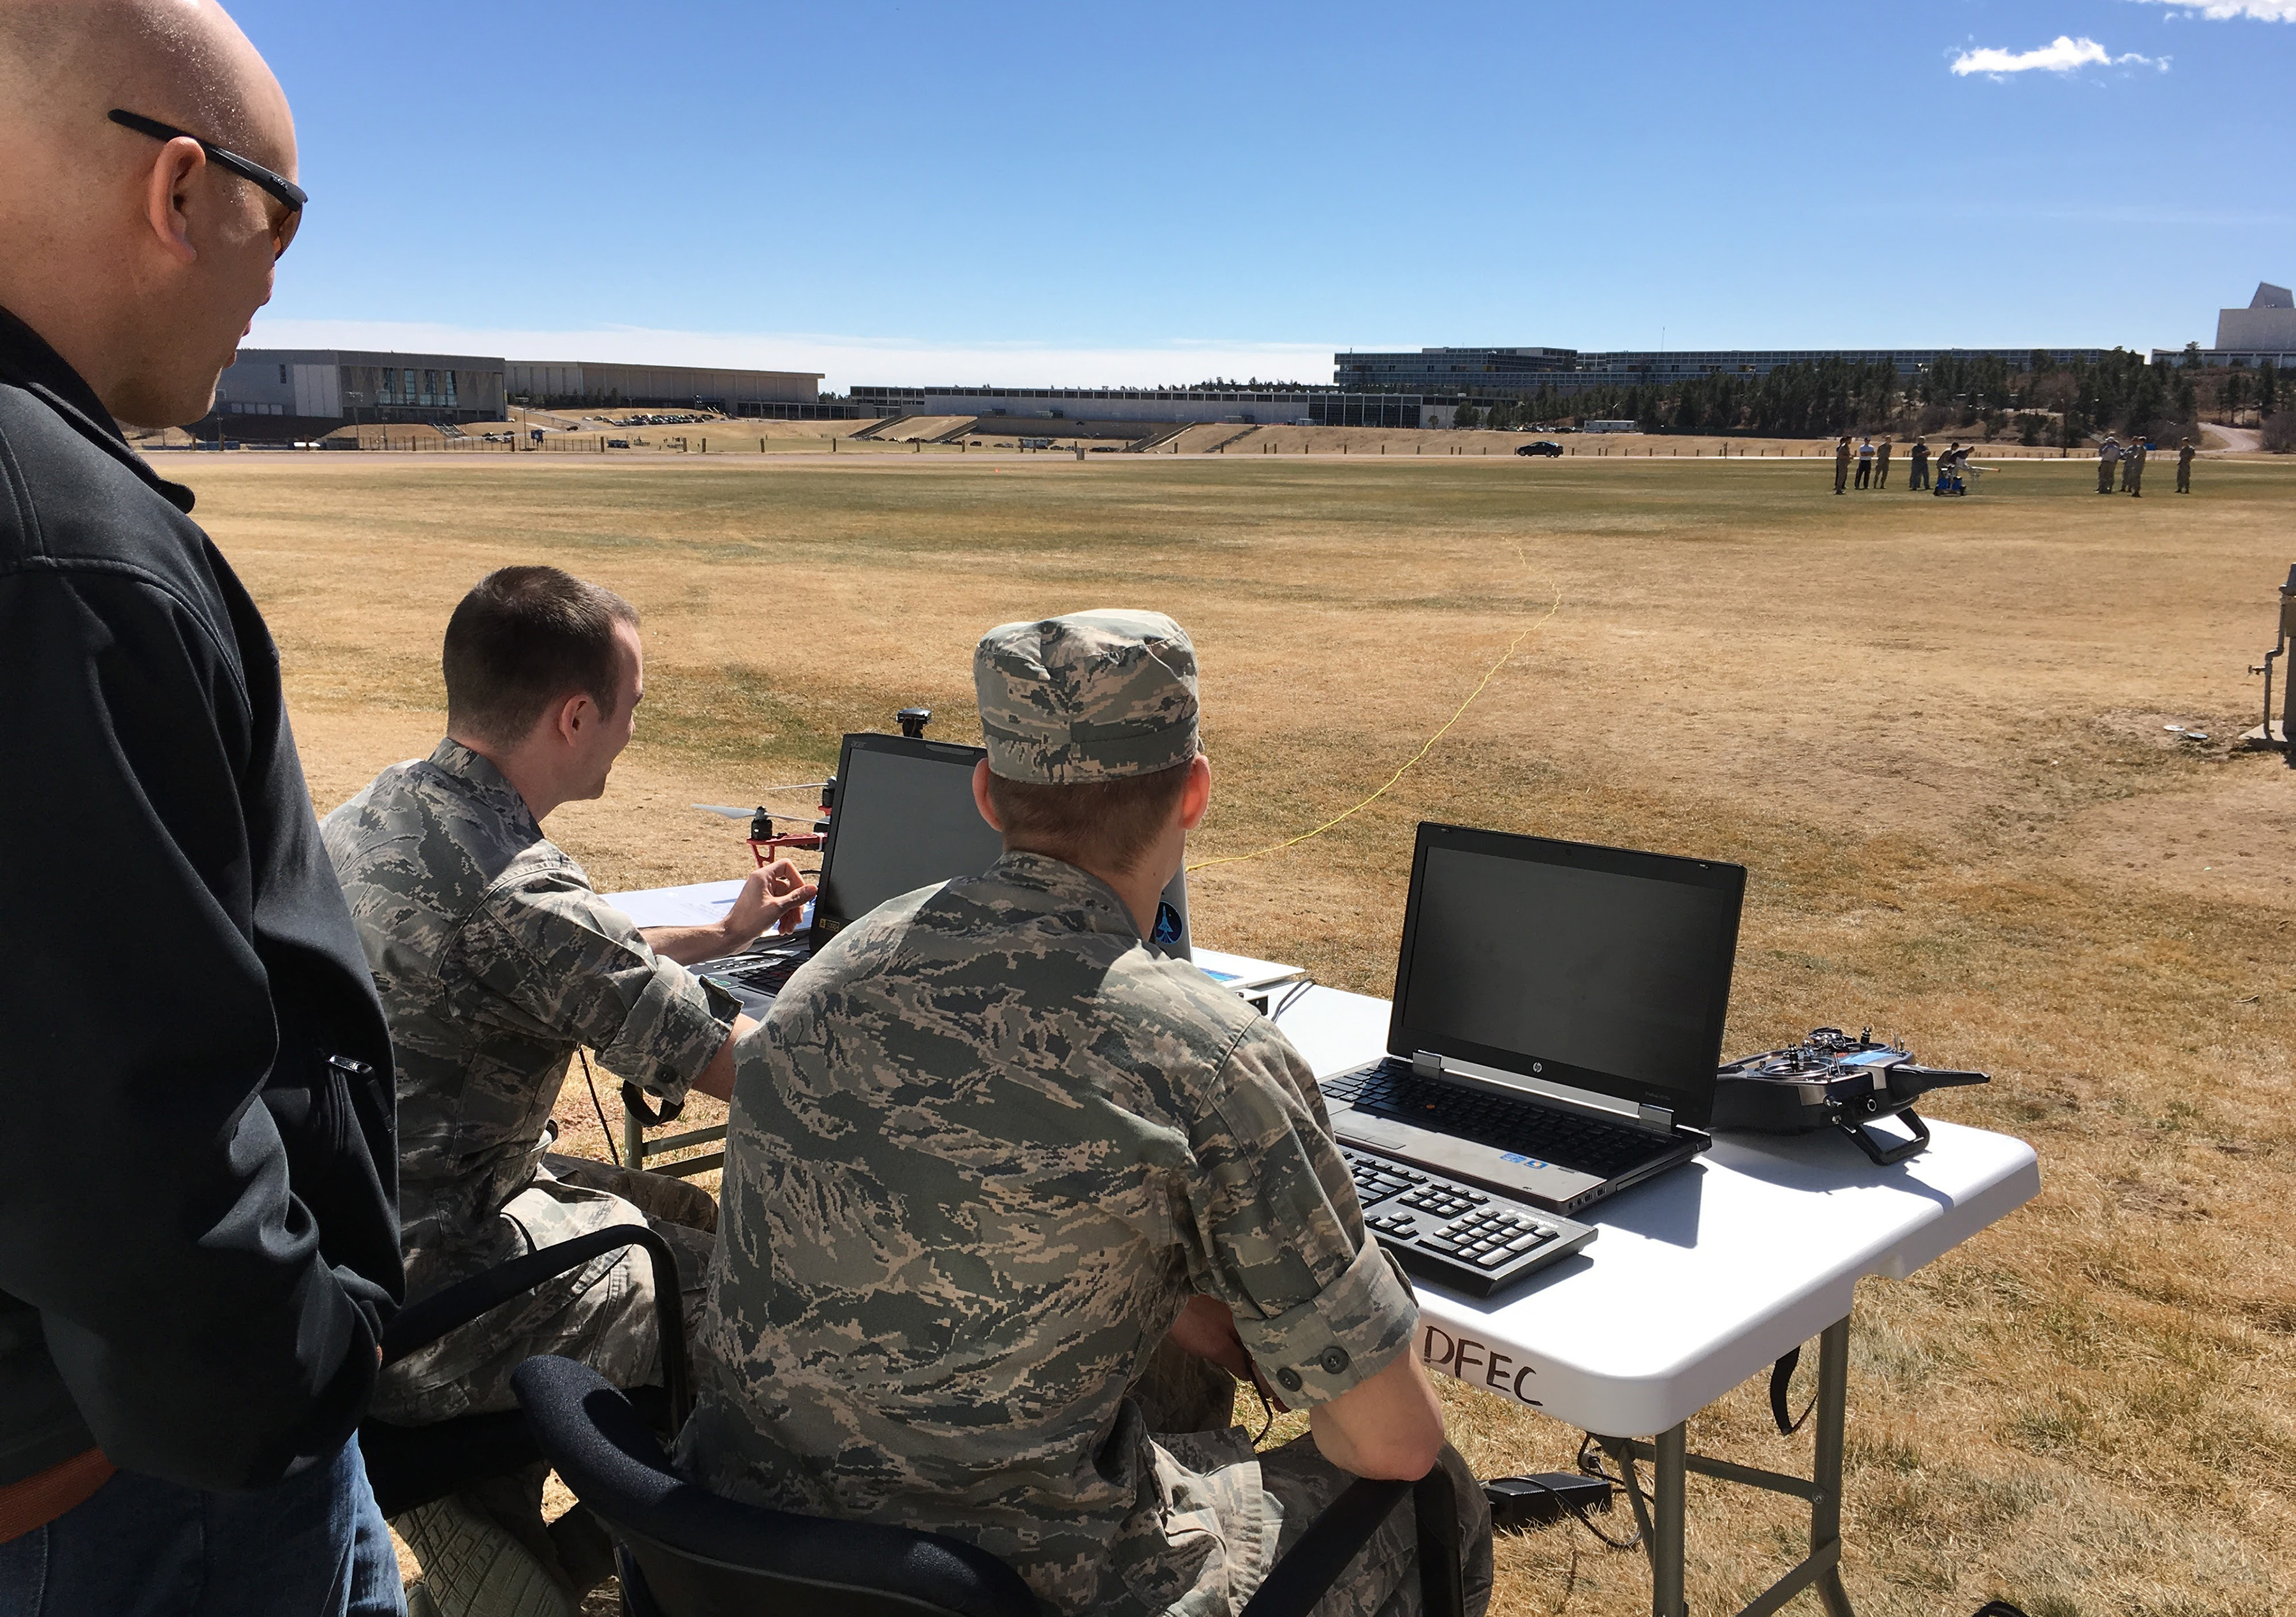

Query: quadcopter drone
left=691, top=707, right=932, bottom=866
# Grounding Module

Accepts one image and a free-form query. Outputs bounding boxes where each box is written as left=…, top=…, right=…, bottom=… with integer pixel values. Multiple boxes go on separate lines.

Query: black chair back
left=363, top=1225, right=687, bottom=1519
left=511, top=1356, right=1040, bottom=1617
left=513, top=1350, right=1467, bottom=1617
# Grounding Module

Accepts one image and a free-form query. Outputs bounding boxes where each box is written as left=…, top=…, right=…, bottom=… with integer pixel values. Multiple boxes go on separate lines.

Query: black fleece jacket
left=0, top=307, right=401, bottom=1491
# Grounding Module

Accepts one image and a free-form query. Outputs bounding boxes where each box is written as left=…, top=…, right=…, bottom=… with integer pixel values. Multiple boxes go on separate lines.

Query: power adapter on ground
left=1483, top=1472, right=1616, bottom=1532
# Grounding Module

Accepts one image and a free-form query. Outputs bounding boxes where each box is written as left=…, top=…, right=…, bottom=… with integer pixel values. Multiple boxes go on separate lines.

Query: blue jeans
left=0, top=1435, right=404, bottom=1617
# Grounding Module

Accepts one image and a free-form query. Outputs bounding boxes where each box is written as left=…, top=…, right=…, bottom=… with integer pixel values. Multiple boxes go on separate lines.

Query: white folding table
left=600, top=892, right=2042, bottom=1616
left=1268, top=978, right=2040, bottom=1617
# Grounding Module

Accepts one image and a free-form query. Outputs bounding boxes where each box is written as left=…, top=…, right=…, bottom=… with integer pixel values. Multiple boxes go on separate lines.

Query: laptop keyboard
left=1341, top=1145, right=1594, bottom=1297
left=703, top=951, right=805, bottom=997
left=1324, top=1058, right=1674, bottom=1179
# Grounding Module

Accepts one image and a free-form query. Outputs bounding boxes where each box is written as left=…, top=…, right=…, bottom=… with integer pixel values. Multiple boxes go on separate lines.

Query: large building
left=850, top=384, right=1425, bottom=429
left=2216, top=283, right=2296, bottom=353
left=504, top=360, right=827, bottom=416
left=199, top=350, right=836, bottom=439
left=205, top=348, right=507, bottom=439
left=2149, top=282, right=2296, bottom=369
left=1336, top=344, right=2114, bottom=397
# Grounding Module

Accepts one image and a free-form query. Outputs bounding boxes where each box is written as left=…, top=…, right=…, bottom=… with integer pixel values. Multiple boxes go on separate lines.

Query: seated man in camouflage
left=323, top=566, right=813, bottom=1617
left=681, top=610, right=1492, bottom=1617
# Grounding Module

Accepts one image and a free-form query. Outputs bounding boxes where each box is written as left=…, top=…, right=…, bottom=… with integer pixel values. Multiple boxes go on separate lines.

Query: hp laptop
left=1320, top=823, right=1744, bottom=1215
left=700, top=730, right=1191, bottom=1014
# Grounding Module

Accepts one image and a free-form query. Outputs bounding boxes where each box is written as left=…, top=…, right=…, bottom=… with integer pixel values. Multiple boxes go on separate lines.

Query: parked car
left=606, top=438, right=630, bottom=449
left=1516, top=440, right=1564, bottom=457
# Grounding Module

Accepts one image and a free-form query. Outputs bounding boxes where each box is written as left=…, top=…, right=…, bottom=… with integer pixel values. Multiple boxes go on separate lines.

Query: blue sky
left=234, top=0, right=2296, bottom=389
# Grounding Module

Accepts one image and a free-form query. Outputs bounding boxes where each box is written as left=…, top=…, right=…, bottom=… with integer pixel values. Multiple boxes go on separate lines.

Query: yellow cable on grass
left=1188, top=578, right=1563, bottom=873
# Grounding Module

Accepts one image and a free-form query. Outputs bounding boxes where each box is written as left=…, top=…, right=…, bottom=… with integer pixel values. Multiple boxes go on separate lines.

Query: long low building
left=850, top=385, right=1425, bottom=429
left=203, top=348, right=508, bottom=439
left=197, top=349, right=840, bottom=439
left=506, top=360, right=827, bottom=416
left=1337, top=344, right=2117, bottom=396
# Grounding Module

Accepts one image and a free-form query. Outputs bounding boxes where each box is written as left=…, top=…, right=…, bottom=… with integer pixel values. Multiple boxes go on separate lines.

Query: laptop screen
left=810, top=732, right=1192, bottom=954
left=812, top=734, right=1006, bottom=944
left=1388, top=823, right=1744, bottom=1128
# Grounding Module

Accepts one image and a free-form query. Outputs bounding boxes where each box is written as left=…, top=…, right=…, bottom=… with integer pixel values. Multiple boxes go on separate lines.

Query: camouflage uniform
left=322, top=739, right=730, bottom=1424
left=679, top=612, right=1490, bottom=1617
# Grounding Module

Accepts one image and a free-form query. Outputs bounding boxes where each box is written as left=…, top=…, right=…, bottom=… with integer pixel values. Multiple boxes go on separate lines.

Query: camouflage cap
left=974, top=610, right=1198, bottom=783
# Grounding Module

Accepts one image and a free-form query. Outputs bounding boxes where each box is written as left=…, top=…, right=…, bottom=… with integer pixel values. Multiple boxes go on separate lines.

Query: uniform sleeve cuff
left=619, top=962, right=730, bottom=1103
left=1233, top=1234, right=1419, bottom=1407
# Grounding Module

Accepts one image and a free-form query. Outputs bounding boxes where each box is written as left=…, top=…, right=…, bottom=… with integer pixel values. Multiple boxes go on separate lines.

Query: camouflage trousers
left=373, top=1153, right=716, bottom=1424
left=1131, top=1345, right=1494, bottom=1617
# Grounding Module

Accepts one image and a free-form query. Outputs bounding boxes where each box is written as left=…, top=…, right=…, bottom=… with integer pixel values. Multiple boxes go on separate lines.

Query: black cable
left=580, top=1049, right=621, bottom=1167
left=1557, top=1434, right=1645, bottom=1550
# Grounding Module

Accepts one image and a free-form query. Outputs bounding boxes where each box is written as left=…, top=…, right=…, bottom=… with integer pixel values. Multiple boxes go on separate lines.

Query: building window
left=278, top=364, right=288, bottom=384
left=403, top=369, right=417, bottom=404
left=444, top=371, right=458, bottom=407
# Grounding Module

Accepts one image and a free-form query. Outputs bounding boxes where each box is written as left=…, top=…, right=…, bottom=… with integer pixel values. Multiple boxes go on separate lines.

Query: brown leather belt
left=0, top=1448, right=115, bottom=1543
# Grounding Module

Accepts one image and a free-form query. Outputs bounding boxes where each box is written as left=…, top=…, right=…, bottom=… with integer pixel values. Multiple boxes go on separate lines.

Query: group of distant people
left=1832, top=434, right=1969, bottom=496
left=2096, top=434, right=2198, bottom=497
left=1830, top=432, right=2204, bottom=499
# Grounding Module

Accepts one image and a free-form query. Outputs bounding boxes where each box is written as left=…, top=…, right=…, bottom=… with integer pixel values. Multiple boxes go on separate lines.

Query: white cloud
left=1950, top=34, right=2165, bottom=74
left=242, top=318, right=1339, bottom=392
left=1953, top=34, right=2110, bottom=73
left=2127, top=0, right=2296, bottom=18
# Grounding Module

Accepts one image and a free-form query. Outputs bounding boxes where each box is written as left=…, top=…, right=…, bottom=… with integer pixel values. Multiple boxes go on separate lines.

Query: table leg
left=1593, top=1308, right=1859, bottom=1617
left=1811, top=1315, right=1855, bottom=1617
left=1651, top=1422, right=1688, bottom=1617
left=1595, top=1429, right=1686, bottom=1617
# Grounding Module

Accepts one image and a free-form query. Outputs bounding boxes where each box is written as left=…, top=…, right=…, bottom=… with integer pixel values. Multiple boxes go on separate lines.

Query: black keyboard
left=1324, top=1058, right=1675, bottom=1179
left=1343, top=1145, right=1595, bottom=1297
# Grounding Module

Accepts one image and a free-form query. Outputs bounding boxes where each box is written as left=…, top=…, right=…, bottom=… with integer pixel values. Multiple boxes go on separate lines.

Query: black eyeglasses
left=108, top=108, right=305, bottom=257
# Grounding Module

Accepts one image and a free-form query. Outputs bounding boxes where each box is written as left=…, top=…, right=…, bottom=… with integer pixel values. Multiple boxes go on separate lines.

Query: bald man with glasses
left=0, top=4, right=404, bottom=1614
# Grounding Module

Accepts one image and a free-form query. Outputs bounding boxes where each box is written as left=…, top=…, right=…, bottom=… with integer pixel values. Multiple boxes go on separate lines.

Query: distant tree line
left=1439, top=348, right=2286, bottom=448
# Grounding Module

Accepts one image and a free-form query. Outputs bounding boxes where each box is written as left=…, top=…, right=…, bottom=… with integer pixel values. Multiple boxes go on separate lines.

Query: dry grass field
left=162, top=447, right=2296, bottom=1617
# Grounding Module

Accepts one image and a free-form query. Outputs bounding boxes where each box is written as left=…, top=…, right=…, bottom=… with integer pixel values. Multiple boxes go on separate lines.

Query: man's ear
left=971, top=758, right=1004, bottom=832
left=552, top=690, right=594, bottom=745
left=1176, top=754, right=1212, bottom=834
left=143, top=137, right=206, bottom=265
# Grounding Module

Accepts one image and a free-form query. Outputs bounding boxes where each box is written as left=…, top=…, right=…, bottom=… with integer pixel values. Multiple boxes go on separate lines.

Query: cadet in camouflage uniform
left=681, top=610, right=1492, bottom=1617
left=325, top=568, right=811, bottom=1617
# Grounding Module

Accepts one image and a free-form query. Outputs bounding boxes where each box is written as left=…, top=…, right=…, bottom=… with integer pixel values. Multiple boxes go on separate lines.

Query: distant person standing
left=1876, top=437, right=1893, bottom=489
left=2124, top=436, right=2148, bottom=497
left=2177, top=437, right=2196, bottom=494
left=2096, top=435, right=2119, bottom=494
left=1853, top=436, right=1875, bottom=489
left=1834, top=434, right=1851, bottom=494
left=1909, top=437, right=1930, bottom=491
